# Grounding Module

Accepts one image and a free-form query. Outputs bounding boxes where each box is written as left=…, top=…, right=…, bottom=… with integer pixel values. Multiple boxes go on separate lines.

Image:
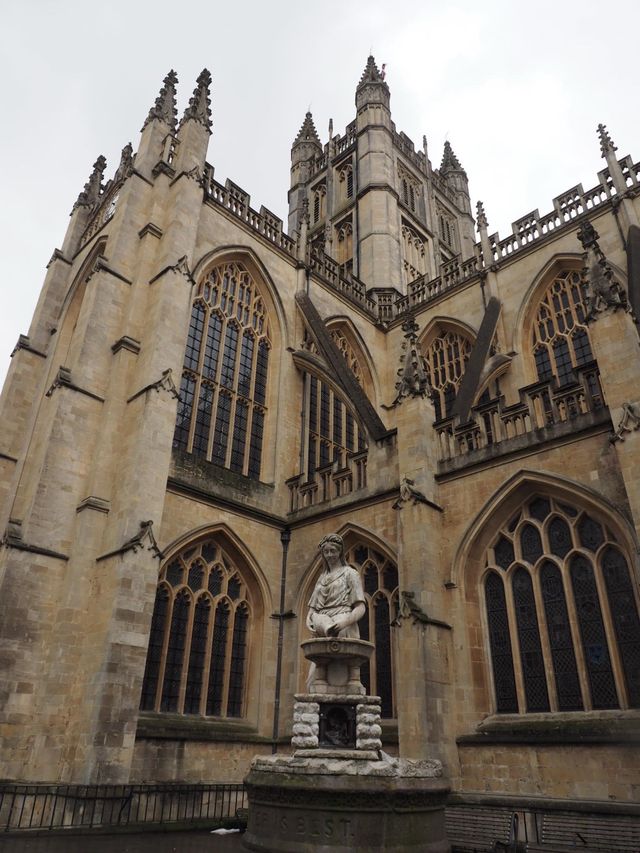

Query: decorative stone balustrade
left=436, top=363, right=606, bottom=465
left=286, top=451, right=368, bottom=513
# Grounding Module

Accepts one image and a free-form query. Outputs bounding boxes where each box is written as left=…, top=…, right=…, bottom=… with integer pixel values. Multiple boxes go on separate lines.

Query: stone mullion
left=221, top=602, right=236, bottom=718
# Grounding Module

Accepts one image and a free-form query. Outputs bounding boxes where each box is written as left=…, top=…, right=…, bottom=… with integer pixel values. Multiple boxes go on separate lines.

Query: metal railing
left=0, top=782, right=246, bottom=832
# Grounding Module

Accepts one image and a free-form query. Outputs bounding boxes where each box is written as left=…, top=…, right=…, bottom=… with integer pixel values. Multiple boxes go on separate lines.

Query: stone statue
left=306, top=534, right=366, bottom=639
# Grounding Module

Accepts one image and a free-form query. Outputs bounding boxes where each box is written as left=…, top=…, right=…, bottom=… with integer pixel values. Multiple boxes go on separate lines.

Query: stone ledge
left=457, top=711, right=640, bottom=745
left=135, top=712, right=275, bottom=744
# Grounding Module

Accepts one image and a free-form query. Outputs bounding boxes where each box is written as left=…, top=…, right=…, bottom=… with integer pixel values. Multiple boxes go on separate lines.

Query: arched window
left=338, top=163, right=354, bottom=199
left=484, top=496, right=640, bottom=713
left=422, top=327, right=473, bottom=420
left=532, top=269, right=595, bottom=386
left=303, top=373, right=366, bottom=476
left=437, top=206, right=457, bottom=252
left=402, top=224, right=427, bottom=284
left=312, top=183, right=326, bottom=223
left=173, top=261, right=270, bottom=481
left=348, top=543, right=399, bottom=719
left=336, top=221, right=353, bottom=272
left=140, top=537, right=253, bottom=718
left=329, top=329, right=362, bottom=385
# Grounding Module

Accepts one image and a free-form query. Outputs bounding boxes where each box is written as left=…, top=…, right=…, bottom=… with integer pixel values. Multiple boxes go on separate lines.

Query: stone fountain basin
left=301, top=637, right=374, bottom=666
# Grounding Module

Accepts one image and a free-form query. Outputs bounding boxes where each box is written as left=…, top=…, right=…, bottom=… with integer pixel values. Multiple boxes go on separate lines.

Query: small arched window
left=336, top=221, right=353, bottom=270
left=484, top=496, right=640, bottom=714
left=338, top=163, right=354, bottom=200
left=532, top=269, right=595, bottom=386
left=140, top=538, right=253, bottom=718
left=303, top=373, right=366, bottom=476
left=422, top=327, right=473, bottom=420
left=312, top=183, right=326, bottom=223
left=173, top=261, right=270, bottom=481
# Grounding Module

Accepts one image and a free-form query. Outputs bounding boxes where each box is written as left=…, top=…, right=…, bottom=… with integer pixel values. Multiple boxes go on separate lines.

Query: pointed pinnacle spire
left=142, top=70, right=178, bottom=131
left=114, top=142, right=134, bottom=183
left=180, top=69, right=212, bottom=132
left=294, top=111, right=321, bottom=146
left=73, top=155, right=107, bottom=210
left=357, top=55, right=385, bottom=87
left=597, top=123, right=617, bottom=157
left=440, top=140, right=464, bottom=174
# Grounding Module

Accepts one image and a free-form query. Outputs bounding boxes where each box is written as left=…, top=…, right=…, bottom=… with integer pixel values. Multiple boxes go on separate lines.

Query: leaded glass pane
left=228, top=575, right=241, bottom=601
left=529, top=497, right=551, bottom=522
left=206, top=600, right=230, bottom=716
left=512, top=567, right=550, bottom=711
left=202, top=314, right=222, bottom=380
left=184, top=302, right=205, bottom=371
left=247, top=409, right=264, bottom=481
left=494, top=535, right=514, bottom=570
left=140, top=586, right=169, bottom=711
left=208, top=565, right=223, bottom=596
left=193, top=383, right=213, bottom=456
left=485, top=572, right=518, bottom=713
left=230, top=401, right=249, bottom=473
left=211, top=393, right=232, bottom=465
left=237, top=332, right=254, bottom=398
left=577, top=515, right=605, bottom=552
left=383, top=565, right=399, bottom=592
left=602, top=546, right=640, bottom=708
left=227, top=604, right=249, bottom=717
left=160, top=592, right=191, bottom=712
left=570, top=554, right=618, bottom=709
left=173, top=373, right=196, bottom=450
left=165, top=560, right=183, bottom=587
left=364, top=564, right=378, bottom=596
left=548, top=516, right=572, bottom=558
left=540, top=561, right=583, bottom=710
left=202, top=542, right=217, bottom=563
left=188, top=560, right=205, bottom=591
left=520, top=524, right=543, bottom=564
left=184, top=597, right=210, bottom=714
left=374, top=596, right=393, bottom=718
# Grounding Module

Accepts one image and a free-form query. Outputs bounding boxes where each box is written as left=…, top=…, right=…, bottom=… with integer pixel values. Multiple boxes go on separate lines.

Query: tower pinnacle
left=73, top=156, right=107, bottom=210
left=180, top=69, right=212, bottom=132
left=440, top=141, right=465, bottom=175
left=597, top=123, right=617, bottom=157
left=142, top=70, right=178, bottom=131
left=355, top=55, right=390, bottom=110
left=293, top=112, right=321, bottom=147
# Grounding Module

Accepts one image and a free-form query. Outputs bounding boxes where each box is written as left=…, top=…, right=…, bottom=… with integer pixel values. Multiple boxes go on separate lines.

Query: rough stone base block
left=243, top=755, right=450, bottom=852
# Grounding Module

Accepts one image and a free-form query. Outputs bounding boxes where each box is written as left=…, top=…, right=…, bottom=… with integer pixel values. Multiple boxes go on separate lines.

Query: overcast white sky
left=1, top=0, right=638, bottom=389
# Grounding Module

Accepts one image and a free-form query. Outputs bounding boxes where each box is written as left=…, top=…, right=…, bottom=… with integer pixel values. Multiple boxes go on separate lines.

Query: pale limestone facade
left=1, top=59, right=639, bottom=821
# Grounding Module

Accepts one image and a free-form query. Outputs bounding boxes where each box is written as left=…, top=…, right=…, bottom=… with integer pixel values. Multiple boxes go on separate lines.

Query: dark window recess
left=494, top=535, right=515, bottom=570
left=166, top=560, right=183, bottom=587
left=602, top=546, right=640, bottom=708
left=188, top=560, right=205, bottom=591
left=520, top=524, right=543, bottom=565
left=139, top=587, right=169, bottom=711
left=374, top=595, right=393, bottom=718
left=206, top=601, right=230, bottom=716
left=485, top=571, right=518, bottom=713
left=227, top=604, right=249, bottom=717
left=160, top=592, right=191, bottom=712
left=512, top=567, right=550, bottom=712
left=577, top=514, right=605, bottom=552
left=540, top=561, right=583, bottom=710
left=184, top=597, right=210, bottom=714
left=548, top=516, right=573, bottom=559
left=173, top=373, right=196, bottom=450
left=529, top=497, right=551, bottom=522
left=570, top=554, right=618, bottom=709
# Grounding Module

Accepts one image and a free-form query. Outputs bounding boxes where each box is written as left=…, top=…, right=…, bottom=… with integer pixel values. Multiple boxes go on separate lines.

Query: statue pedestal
left=244, top=638, right=450, bottom=851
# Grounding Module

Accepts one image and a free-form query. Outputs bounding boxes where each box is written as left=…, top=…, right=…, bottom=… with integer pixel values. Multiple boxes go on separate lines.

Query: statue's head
left=318, top=533, right=345, bottom=563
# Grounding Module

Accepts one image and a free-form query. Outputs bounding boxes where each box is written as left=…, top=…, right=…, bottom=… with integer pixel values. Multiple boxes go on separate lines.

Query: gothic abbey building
left=1, top=59, right=639, bottom=816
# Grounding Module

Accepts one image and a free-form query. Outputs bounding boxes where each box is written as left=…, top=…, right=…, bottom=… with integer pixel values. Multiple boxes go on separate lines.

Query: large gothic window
left=422, top=328, right=473, bottom=420
left=173, top=261, right=270, bottom=481
left=532, top=269, right=595, bottom=386
left=303, top=374, right=365, bottom=476
left=140, top=537, right=253, bottom=718
left=484, top=496, right=640, bottom=714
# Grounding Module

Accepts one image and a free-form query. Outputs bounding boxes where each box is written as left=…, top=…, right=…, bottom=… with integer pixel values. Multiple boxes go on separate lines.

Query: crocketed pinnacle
left=440, top=140, right=465, bottom=174
left=476, top=200, right=488, bottom=230
left=73, top=155, right=107, bottom=209
left=293, top=111, right=321, bottom=146
left=142, top=70, right=178, bottom=131
left=180, top=69, right=212, bottom=132
left=114, top=142, right=134, bottom=183
left=597, top=123, right=617, bottom=157
left=357, top=55, right=385, bottom=87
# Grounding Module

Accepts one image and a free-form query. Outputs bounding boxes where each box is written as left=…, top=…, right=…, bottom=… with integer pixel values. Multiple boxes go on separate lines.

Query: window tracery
left=338, top=163, right=354, bottom=199
left=532, top=270, right=595, bottom=386
left=336, top=220, right=353, bottom=273
left=422, top=328, right=473, bottom=420
left=303, top=373, right=365, bottom=476
left=437, top=205, right=457, bottom=252
left=140, top=538, right=253, bottom=718
left=402, top=224, right=427, bottom=283
left=484, top=496, right=640, bottom=713
left=312, top=183, right=327, bottom=223
left=173, top=261, right=270, bottom=481
left=398, top=166, right=420, bottom=214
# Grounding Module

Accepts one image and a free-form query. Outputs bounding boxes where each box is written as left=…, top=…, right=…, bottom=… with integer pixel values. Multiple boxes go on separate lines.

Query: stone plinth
left=301, top=637, right=374, bottom=695
left=243, top=752, right=450, bottom=853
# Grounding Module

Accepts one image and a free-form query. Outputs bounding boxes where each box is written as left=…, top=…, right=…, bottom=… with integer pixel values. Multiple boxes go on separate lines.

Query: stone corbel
left=392, top=476, right=430, bottom=510
left=127, top=368, right=180, bottom=403
left=610, top=402, right=640, bottom=443
left=149, top=255, right=195, bottom=288
left=45, top=367, right=104, bottom=402
left=391, top=591, right=451, bottom=630
left=97, top=520, right=163, bottom=562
